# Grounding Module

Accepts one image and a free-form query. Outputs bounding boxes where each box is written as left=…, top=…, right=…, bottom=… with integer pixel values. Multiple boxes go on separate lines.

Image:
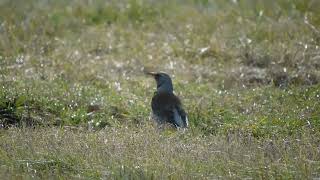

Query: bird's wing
left=165, top=104, right=188, bottom=128
left=151, top=92, right=188, bottom=128
left=172, top=108, right=184, bottom=128
left=174, top=105, right=188, bottom=128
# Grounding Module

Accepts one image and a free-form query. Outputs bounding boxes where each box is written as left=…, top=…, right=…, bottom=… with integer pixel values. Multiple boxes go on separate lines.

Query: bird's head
left=146, top=71, right=174, bottom=93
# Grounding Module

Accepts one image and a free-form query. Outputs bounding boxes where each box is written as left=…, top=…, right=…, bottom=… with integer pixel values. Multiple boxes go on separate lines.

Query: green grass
left=0, top=0, right=320, bottom=179
left=0, top=127, right=319, bottom=179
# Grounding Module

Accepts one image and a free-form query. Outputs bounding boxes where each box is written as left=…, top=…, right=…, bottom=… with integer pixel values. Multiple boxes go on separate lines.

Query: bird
left=146, top=71, right=188, bottom=129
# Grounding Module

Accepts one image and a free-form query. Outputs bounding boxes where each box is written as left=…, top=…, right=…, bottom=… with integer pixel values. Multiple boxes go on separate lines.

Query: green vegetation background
left=0, top=0, right=319, bottom=179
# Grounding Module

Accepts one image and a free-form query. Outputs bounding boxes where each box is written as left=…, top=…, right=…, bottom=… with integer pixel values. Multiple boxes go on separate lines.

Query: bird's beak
left=145, top=71, right=157, bottom=76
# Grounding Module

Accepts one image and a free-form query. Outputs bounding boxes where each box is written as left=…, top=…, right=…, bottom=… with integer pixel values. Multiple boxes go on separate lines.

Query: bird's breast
left=151, top=92, right=181, bottom=110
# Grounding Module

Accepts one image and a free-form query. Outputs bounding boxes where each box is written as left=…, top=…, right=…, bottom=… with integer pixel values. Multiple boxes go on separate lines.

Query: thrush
left=146, top=72, right=188, bottom=129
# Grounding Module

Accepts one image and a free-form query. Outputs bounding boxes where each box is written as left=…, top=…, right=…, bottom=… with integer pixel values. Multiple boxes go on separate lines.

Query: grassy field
left=0, top=0, right=320, bottom=179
